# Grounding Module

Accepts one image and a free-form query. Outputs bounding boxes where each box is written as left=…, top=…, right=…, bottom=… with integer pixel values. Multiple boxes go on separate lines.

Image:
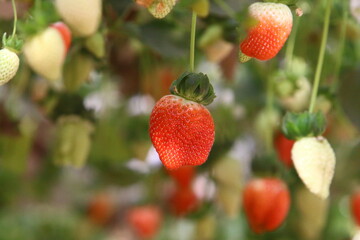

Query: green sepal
left=170, top=72, right=216, bottom=106
left=2, top=33, right=23, bottom=53
left=263, top=0, right=298, bottom=6
left=281, top=111, right=326, bottom=140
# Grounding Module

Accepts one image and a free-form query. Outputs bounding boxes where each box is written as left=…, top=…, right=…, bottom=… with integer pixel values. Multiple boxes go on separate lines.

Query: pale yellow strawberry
left=23, top=27, right=65, bottom=82
left=295, top=186, right=329, bottom=240
left=0, top=48, right=19, bottom=85
left=280, top=77, right=312, bottom=112
left=292, top=136, right=336, bottom=199
left=55, top=0, right=102, bottom=37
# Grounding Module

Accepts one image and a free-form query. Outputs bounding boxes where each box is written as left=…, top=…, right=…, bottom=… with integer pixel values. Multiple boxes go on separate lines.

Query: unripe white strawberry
left=147, top=0, right=176, bottom=19
left=292, top=136, right=336, bottom=199
left=0, top=48, right=19, bottom=85
left=23, top=27, right=66, bottom=82
left=279, top=77, right=312, bottom=112
left=55, top=0, right=102, bottom=37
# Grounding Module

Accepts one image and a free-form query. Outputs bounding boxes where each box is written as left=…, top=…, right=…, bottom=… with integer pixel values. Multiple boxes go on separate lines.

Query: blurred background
left=0, top=0, right=360, bottom=239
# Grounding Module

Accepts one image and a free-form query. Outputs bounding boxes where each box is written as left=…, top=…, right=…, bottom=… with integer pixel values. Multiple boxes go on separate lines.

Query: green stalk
left=190, top=11, right=197, bottom=72
left=285, top=16, right=300, bottom=69
left=308, top=0, right=333, bottom=113
left=11, top=0, right=18, bottom=38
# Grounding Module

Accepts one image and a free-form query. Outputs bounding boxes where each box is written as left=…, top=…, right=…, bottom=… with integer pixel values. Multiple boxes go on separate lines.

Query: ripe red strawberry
left=243, top=178, right=290, bottom=233
left=149, top=72, right=215, bottom=170
left=127, top=205, right=163, bottom=239
left=168, top=187, right=199, bottom=216
left=23, top=26, right=67, bottom=81
left=51, top=22, right=72, bottom=53
left=0, top=48, right=19, bottom=85
left=87, top=193, right=114, bottom=225
left=167, top=166, right=196, bottom=188
left=274, top=131, right=295, bottom=168
left=240, top=2, right=293, bottom=61
left=351, top=191, right=360, bottom=226
left=55, top=0, right=102, bottom=37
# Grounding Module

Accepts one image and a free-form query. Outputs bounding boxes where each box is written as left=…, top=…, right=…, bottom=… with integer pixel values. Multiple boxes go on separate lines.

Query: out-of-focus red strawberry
left=243, top=178, right=290, bottom=233
left=88, top=193, right=114, bottom=225
left=168, top=187, right=199, bottom=217
left=351, top=191, right=360, bottom=226
left=166, top=166, right=196, bottom=188
left=51, top=22, right=72, bottom=53
left=274, top=131, right=295, bottom=168
left=127, top=205, right=163, bottom=239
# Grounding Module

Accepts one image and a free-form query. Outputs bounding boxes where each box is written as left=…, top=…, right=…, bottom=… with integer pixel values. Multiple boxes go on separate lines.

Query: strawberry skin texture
left=351, top=192, right=360, bottom=226
left=240, top=2, right=293, bottom=61
left=51, top=22, right=72, bottom=53
left=0, top=48, right=19, bottom=85
left=243, top=178, right=290, bottom=233
left=150, top=95, right=215, bottom=170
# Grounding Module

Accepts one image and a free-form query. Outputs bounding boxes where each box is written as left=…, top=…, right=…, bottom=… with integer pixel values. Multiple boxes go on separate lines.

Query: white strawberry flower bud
left=0, top=48, right=19, bottom=85
left=292, top=136, right=336, bottom=199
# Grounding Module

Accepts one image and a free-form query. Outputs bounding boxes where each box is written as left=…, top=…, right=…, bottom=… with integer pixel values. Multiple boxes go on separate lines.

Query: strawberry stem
left=308, top=0, right=333, bottom=113
left=190, top=11, right=197, bottom=72
left=285, top=15, right=300, bottom=69
left=11, top=0, right=17, bottom=38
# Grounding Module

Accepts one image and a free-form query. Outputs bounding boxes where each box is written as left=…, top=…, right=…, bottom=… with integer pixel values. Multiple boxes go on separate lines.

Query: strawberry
left=243, top=178, right=290, bottom=233
left=240, top=2, right=293, bottom=62
left=274, top=131, right=295, bottom=168
left=167, top=166, right=196, bottom=188
left=149, top=72, right=216, bottom=170
left=168, top=187, right=199, bottom=216
left=127, top=205, right=163, bottom=239
left=351, top=190, right=360, bottom=226
left=55, top=0, right=102, bottom=37
left=135, top=0, right=154, bottom=8
left=0, top=48, right=19, bottom=86
left=23, top=26, right=67, bottom=81
left=51, top=22, right=72, bottom=53
left=147, top=0, right=176, bottom=19
left=291, top=136, right=335, bottom=199
left=88, top=193, right=115, bottom=225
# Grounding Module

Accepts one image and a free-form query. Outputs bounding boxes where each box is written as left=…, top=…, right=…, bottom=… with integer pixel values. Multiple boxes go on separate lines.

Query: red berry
left=351, top=191, right=360, bottom=226
left=149, top=95, right=215, bottom=170
left=240, top=2, right=293, bottom=61
left=274, top=132, right=295, bottom=168
left=127, top=205, right=163, bottom=239
left=243, top=178, right=290, bottom=233
left=167, top=166, right=196, bottom=188
left=51, top=22, right=72, bottom=53
left=169, top=187, right=199, bottom=216
left=87, top=193, right=114, bottom=225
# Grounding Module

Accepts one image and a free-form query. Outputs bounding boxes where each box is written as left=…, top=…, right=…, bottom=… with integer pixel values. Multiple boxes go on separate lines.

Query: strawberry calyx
left=2, top=33, right=23, bottom=53
left=281, top=111, right=326, bottom=140
left=170, top=72, right=216, bottom=106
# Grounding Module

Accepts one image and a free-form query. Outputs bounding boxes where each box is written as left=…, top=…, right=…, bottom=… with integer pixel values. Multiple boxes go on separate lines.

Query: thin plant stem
left=308, top=0, right=333, bottom=113
left=213, top=0, right=236, bottom=19
left=332, top=0, right=348, bottom=93
left=11, top=0, right=18, bottom=37
left=285, top=16, right=300, bottom=69
left=189, top=11, right=197, bottom=72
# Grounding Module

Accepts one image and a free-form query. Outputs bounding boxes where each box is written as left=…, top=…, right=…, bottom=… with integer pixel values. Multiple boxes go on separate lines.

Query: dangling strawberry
left=55, top=0, right=102, bottom=37
left=243, top=178, right=290, bottom=233
left=351, top=190, right=360, bottom=226
left=0, top=48, right=19, bottom=86
left=168, top=186, right=199, bottom=217
left=23, top=24, right=69, bottom=82
left=282, top=112, right=335, bottom=199
left=149, top=72, right=216, bottom=170
left=167, top=166, right=196, bottom=188
left=240, top=2, right=293, bottom=62
left=0, top=33, right=22, bottom=86
left=127, top=205, right=163, bottom=239
left=274, top=131, right=295, bottom=168
left=51, top=22, right=72, bottom=53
